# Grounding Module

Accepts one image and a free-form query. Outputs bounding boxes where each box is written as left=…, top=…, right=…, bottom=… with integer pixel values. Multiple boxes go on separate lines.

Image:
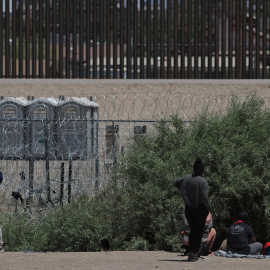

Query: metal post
left=15, top=199, right=18, bottom=213
left=28, top=119, right=34, bottom=202
left=9, top=39, right=12, bottom=77
left=112, top=121, right=117, bottom=166
left=253, top=37, right=256, bottom=79
left=68, top=158, right=72, bottom=203
left=60, top=162, right=64, bottom=207
left=94, top=112, right=99, bottom=191
left=44, top=119, right=51, bottom=203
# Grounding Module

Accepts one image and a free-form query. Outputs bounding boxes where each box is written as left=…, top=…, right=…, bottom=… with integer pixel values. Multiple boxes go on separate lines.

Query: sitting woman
left=226, top=212, right=263, bottom=255
left=182, top=212, right=216, bottom=255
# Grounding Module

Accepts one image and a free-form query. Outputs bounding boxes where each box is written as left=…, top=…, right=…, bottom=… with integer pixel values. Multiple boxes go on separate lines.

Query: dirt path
left=1, top=251, right=269, bottom=270
left=0, top=79, right=270, bottom=98
left=1, top=79, right=270, bottom=270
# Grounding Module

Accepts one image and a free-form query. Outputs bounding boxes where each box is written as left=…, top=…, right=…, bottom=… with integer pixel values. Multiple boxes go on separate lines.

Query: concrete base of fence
left=0, top=79, right=270, bottom=99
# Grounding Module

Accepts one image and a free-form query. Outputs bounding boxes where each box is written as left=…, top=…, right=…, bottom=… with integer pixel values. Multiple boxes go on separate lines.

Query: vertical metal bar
left=174, top=0, right=178, bottom=79
left=32, top=0, right=36, bottom=78
left=60, top=162, right=64, bottom=207
left=19, top=0, right=23, bottom=78
left=222, top=0, right=226, bottom=78
left=44, top=119, right=51, bottom=203
left=79, top=0, right=83, bottom=78
left=154, top=0, right=158, bottom=78
left=66, top=0, right=71, bottom=78
left=119, top=0, right=124, bottom=78
left=106, top=0, right=111, bottom=78
left=94, top=117, right=99, bottom=192
left=194, top=1, right=198, bottom=79
left=59, top=0, right=64, bottom=78
left=86, top=0, right=90, bottom=79
left=72, top=0, right=77, bottom=78
left=127, top=0, right=131, bottom=78
left=89, top=96, right=94, bottom=154
left=215, top=1, right=219, bottom=78
left=28, top=120, right=34, bottom=202
left=248, top=0, right=253, bottom=78
left=187, top=0, right=191, bottom=78
left=112, top=121, right=116, bottom=166
left=12, top=0, right=16, bottom=78
left=0, top=1, right=3, bottom=78
left=133, top=0, right=138, bottom=79
left=68, top=158, right=72, bottom=203
left=100, top=0, right=104, bottom=78
left=93, top=0, right=97, bottom=78
left=167, top=0, right=171, bottom=78
left=25, top=0, right=30, bottom=78
left=201, top=0, right=205, bottom=78
left=208, top=0, right=212, bottom=78
left=5, top=0, right=10, bottom=78
left=39, top=0, right=43, bottom=78
left=242, top=0, right=247, bottom=79
left=180, top=0, right=185, bottom=78
left=160, top=0, right=165, bottom=78
left=52, top=0, right=57, bottom=78
left=255, top=0, right=260, bottom=78
left=140, top=0, right=144, bottom=78
left=46, top=0, right=50, bottom=78
left=228, top=0, right=233, bottom=78
left=113, top=0, right=117, bottom=78
left=147, top=0, right=151, bottom=78
left=235, top=1, right=239, bottom=79
left=262, top=0, right=267, bottom=78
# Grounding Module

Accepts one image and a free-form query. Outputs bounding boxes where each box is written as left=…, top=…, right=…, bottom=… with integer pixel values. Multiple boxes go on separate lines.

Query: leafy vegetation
left=2, top=94, right=270, bottom=252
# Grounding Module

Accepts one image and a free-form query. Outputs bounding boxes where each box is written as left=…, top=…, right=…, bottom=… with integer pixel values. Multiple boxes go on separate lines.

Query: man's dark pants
left=185, top=204, right=209, bottom=254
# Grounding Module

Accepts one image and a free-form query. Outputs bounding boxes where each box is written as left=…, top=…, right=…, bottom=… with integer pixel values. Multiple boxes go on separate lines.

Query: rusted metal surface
left=0, top=0, right=269, bottom=79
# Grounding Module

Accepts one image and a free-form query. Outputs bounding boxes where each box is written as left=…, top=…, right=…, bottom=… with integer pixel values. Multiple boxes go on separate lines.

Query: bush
left=2, top=94, right=270, bottom=252
left=113, top=94, right=270, bottom=249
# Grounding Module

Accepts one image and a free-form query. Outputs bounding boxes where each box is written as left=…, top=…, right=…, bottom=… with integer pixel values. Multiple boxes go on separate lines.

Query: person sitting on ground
left=226, top=211, right=263, bottom=255
left=100, top=238, right=111, bottom=252
left=263, top=242, right=270, bottom=256
left=182, top=212, right=216, bottom=256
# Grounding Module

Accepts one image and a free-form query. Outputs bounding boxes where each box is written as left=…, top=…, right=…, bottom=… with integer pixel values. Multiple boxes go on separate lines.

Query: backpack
left=0, top=171, right=3, bottom=184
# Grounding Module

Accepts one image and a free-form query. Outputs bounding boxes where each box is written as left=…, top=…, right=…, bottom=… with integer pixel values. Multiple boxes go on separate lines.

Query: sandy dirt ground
left=1, top=79, right=270, bottom=270
left=1, top=251, right=270, bottom=270
left=0, top=79, right=270, bottom=98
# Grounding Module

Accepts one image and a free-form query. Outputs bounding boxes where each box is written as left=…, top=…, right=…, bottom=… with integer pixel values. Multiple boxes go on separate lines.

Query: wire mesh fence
left=0, top=93, right=269, bottom=213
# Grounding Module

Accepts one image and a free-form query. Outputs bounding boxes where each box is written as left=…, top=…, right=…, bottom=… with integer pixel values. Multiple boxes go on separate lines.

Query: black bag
left=199, top=243, right=209, bottom=256
left=0, top=171, right=3, bottom=184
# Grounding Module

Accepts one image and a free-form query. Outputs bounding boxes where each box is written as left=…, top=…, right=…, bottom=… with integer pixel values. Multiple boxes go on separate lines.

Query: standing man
left=174, top=158, right=210, bottom=261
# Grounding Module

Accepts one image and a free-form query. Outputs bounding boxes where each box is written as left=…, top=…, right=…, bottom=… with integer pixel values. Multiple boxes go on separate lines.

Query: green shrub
left=2, top=94, right=270, bottom=252
left=113, top=94, right=270, bottom=249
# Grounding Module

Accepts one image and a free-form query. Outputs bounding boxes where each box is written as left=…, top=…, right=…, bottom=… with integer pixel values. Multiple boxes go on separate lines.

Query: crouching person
left=226, top=212, right=263, bottom=255
left=182, top=212, right=216, bottom=256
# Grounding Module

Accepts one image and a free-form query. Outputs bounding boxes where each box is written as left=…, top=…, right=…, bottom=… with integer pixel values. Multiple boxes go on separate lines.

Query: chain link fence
left=0, top=93, right=269, bottom=213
